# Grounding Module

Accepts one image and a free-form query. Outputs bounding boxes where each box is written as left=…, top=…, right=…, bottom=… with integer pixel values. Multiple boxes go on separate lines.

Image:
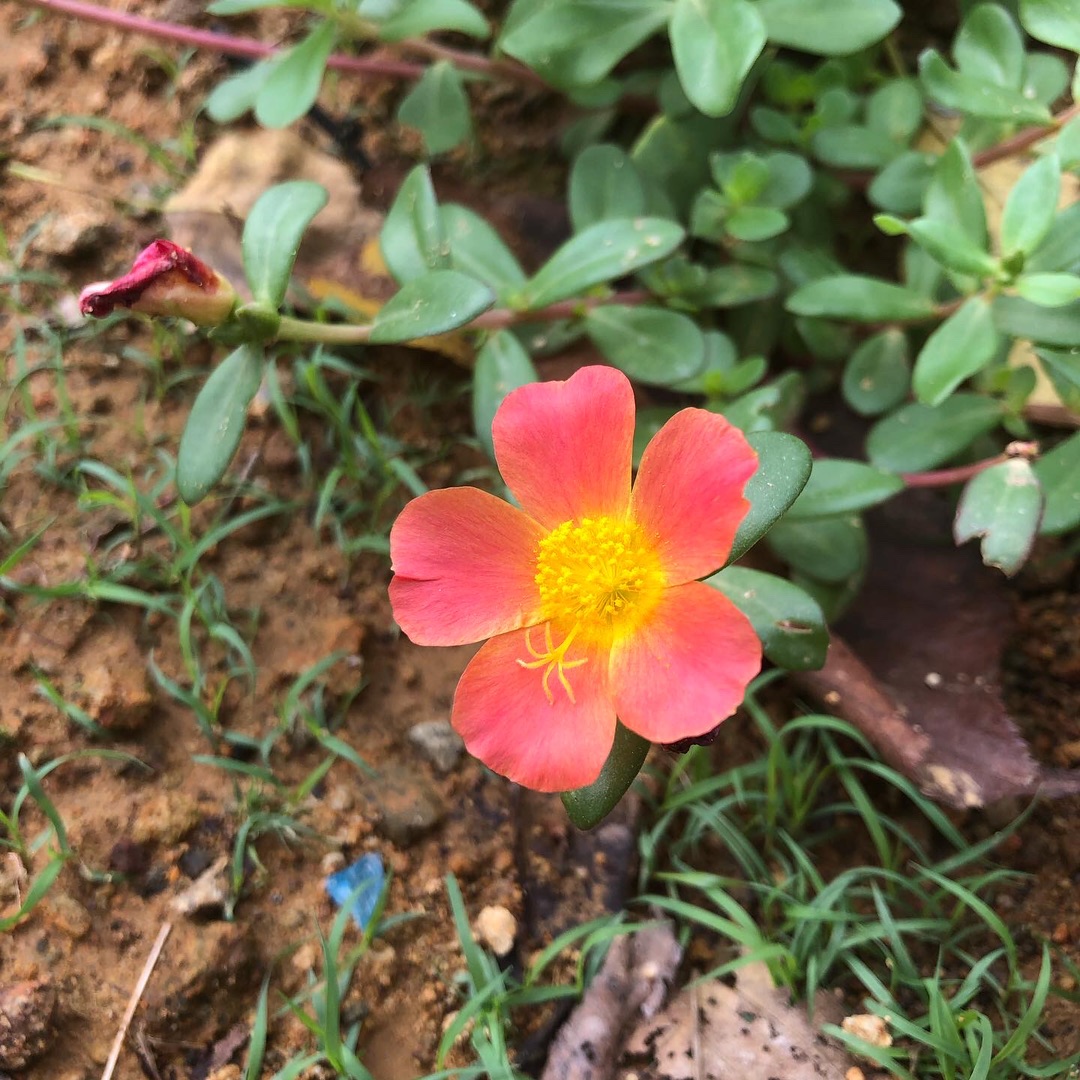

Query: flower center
left=519, top=516, right=664, bottom=705
left=535, top=515, right=665, bottom=630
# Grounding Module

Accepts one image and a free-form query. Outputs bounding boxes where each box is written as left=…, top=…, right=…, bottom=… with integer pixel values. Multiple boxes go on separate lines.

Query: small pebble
left=408, top=719, right=465, bottom=773
left=474, top=905, right=517, bottom=957
left=841, top=1013, right=892, bottom=1048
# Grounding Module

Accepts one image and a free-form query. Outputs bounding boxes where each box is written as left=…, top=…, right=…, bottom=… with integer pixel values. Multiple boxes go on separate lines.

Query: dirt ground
left=2, top=4, right=1080, bottom=1079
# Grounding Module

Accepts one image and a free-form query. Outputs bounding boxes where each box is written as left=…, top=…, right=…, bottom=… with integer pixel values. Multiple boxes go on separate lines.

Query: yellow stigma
left=535, top=515, right=665, bottom=641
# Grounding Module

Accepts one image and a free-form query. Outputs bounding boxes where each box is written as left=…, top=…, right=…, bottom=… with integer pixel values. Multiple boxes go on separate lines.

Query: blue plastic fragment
left=324, top=852, right=384, bottom=930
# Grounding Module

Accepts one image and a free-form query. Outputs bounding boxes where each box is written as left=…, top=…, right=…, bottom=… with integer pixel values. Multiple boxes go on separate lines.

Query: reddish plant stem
left=398, top=37, right=548, bottom=88
left=972, top=100, right=1080, bottom=168
left=901, top=442, right=1037, bottom=488
left=840, top=101, right=1080, bottom=191
left=471, top=289, right=652, bottom=331
left=23, top=0, right=437, bottom=81
left=901, top=457, right=1004, bottom=488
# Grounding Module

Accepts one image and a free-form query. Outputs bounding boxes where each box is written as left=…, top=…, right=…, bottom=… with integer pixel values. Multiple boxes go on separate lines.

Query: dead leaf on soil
left=794, top=489, right=1080, bottom=808
left=616, top=961, right=864, bottom=1080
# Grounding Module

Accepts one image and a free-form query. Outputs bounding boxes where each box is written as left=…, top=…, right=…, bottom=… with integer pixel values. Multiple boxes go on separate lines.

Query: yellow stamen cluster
left=519, top=515, right=664, bottom=704
left=535, top=515, right=665, bottom=633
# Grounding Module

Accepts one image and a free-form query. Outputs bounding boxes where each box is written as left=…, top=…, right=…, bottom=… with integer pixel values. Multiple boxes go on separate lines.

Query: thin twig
left=100, top=922, right=172, bottom=1080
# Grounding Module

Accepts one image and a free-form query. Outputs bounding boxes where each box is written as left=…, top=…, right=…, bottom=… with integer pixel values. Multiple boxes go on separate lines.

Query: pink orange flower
left=79, top=240, right=237, bottom=326
left=389, top=366, right=761, bottom=792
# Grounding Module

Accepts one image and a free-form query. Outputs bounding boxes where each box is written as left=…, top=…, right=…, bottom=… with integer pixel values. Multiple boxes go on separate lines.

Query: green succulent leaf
left=912, top=296, right=1000, bottom=406
left=1020, top=0, right=1080, bottom=51
left=255, top=21, right=337, bottom=129
left=866, top=78, right=924, bottom=142
left=869, top=151, right=936, bottom=215
left=381, top=165, right=449, bottom=284
left=205, top=56, right=277, bottom=123
left=726, top=205, right=789, bottom=241
left=584, top=305, right=705, bottom=385
left=242, top=181, right=329, bottom=309
left=955, top=2, right=1025, bottom=88
left=562, top=722, right=649, bottom=829
left=787, top=274, right=936, bottom=321
left=786, top=459, right=904, bottom=520
left=1034, top=431, right=1080, bottom=534
left=1037, top=346, right=1080, bottom=410
left=721, top=373, right=804, bottom=433
left=924, top=139, right=988, bottom=247
left=993, top=295, right=1080, bottom=346
left=707, top=567, right=828, bottom=670
left=368, top=270, right=494, bottom=342
left=813, top=125, right=896, bottom=169
left=700, top=265, right=779, bottom=307
left=569, top=144, right=647, bottom=231
left=766, top=514, right=868, bottom=584
left=378, top=0, right=490, bottom=40
left=726, top=430, right=813, bottom=563
left=1001, top=154, right=1061, bottom=260
left=675, top=334, right=765, bottom=397
left=498, top=0, right=669, bottom=88
left=473, top=331, right=537, bottom=461
left=669, top=0, right=766, bottom=117
left=842, top=329, right=911, bottom=416
left=756, top=0, right=901, bottom=55
left=397, top=61, right=472, bottom=156
left=756, top=152, right=814, bottom=209
left=176, top=345, right=264, bottom=505
left=442, top=204, right=526, bottom=299
left=954, top=459, right=1044, bottom=575
left=901, top=217, right=1000, bottom=278
left=1014, top=272, right=1080, bottom=307
left=512, top=217, right=685, bottom=309
left=866, top=394, right=1003, bottom=472
left=1027, top=204, right=1080, bottom=273
left=918, top=50, right=1051, bottom=123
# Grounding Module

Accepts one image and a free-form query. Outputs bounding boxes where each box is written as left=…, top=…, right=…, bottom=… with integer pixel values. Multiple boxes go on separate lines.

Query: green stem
left=275, top=316, right=371, bottom=345
left=271, top=288, right=653, bottom=344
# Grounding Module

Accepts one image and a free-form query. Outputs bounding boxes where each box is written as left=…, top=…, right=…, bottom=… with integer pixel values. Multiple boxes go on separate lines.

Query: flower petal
left=610, top=582, right=761, bottom=744
left=493, top=365, right=634, bottom=529
left=390, top=487, right=545, bottom=646
left=631, top=409, right=757, bottom=583
left=453, top=627, right=616, bottom=791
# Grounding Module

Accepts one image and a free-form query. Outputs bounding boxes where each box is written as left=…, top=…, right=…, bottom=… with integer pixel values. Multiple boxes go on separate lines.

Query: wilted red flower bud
left=79, top=240, right=237, bottom=326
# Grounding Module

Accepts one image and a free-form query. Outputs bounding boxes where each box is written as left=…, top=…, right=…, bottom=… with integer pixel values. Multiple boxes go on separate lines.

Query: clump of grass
left=637, top=675, right=1079, bottom=1079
